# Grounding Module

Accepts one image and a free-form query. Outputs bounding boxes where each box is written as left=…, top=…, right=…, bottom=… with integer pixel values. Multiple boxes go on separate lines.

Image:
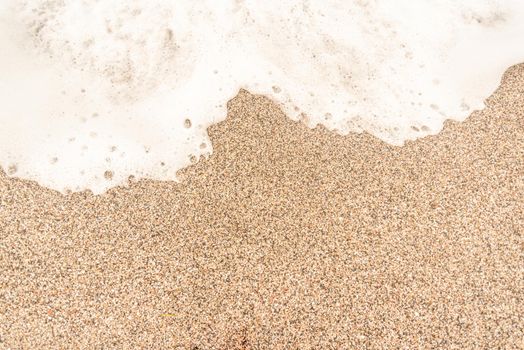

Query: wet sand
left=0, top=65, right=523, bottom=349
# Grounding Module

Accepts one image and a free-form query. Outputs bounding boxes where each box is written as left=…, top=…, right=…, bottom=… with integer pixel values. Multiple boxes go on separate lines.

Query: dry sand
left=1, top=64, right=523, bottom=349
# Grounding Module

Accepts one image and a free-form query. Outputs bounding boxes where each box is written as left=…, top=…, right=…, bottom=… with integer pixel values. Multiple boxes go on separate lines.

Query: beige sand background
left=1, top=64, right=523, bottom=349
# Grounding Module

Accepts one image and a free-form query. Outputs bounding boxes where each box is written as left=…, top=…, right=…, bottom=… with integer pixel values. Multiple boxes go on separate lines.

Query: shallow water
left=1, top=0, right=523, bottom=193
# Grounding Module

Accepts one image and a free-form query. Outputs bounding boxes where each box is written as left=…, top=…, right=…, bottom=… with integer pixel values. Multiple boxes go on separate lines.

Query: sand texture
left=1, top=65, right=523, bottom=349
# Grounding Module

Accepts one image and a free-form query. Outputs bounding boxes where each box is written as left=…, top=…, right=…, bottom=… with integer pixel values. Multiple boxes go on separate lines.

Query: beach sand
left=1, top=64, right=523, bottom=349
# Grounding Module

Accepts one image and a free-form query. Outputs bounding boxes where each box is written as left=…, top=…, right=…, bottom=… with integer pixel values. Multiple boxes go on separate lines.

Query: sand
left=0, top=64, right=523, bottom=349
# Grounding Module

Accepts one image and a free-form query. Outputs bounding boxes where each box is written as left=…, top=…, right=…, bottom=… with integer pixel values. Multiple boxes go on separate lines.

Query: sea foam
left=1, top=0, right=523, bottom=193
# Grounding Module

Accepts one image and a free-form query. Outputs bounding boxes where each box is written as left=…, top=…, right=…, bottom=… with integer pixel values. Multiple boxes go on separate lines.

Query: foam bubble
left=1, top=0, right=523, bottom=193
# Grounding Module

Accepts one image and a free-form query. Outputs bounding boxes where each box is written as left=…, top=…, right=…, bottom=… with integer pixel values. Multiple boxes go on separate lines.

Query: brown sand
left=1, top=65, right=523, bottom=349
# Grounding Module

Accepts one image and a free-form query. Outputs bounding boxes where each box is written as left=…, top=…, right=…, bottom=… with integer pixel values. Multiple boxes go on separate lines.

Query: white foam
left=1, top=0, right=523, bottom=193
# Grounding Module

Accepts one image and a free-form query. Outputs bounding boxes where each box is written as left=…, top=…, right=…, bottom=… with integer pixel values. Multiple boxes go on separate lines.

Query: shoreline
left=0, top=65, right=523, bottom=348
